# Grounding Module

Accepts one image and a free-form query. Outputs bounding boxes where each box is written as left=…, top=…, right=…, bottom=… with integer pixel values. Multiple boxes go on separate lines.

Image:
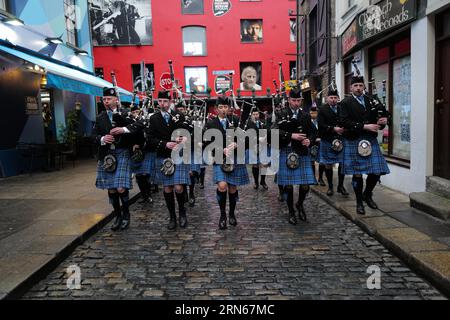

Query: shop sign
left=213, top=0, right=232, bottom=17
left=358, top=0, right=416, bottom=41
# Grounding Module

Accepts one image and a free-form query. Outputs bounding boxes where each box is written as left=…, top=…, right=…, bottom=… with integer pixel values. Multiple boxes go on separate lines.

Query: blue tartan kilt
left=275, top=147, right=317, bottom=186
left=246, top=147, right=272, bottom=166
left=213, top=164, right=250, bottom=186
left=342, top=137, right=390, bottom=175
left=96, top=148, right=133, bottom=190
left=155, top=157, right=191, bottom=186
left=190, top=150, right=202, bottom=173
left=319, top=140, right=344, bottom=165
left=131, top=151, right=155, bottom=176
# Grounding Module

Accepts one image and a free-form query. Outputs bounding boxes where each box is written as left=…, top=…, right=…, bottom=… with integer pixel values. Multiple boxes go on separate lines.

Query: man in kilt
left=174, top=101, right=200, bottom=207
left=112, top=91, right=191, bottom=230
left=272, top=88, right=317, bottom=225
left=246, top=108, right=268, bottom=190
left=93, top=87, right=134, bottom=231
left=128, top=105, right=154, bottom=205
left=317, top=88, right=349, bottom=197
left=309, top=106, right=326, bottom=185
left=339, top=75, right=390, bottom=215
left=203, top=96, right=250, bottom=230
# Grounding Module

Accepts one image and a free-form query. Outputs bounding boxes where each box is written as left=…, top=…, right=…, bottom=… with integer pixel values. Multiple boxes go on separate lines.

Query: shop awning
left=0, top=44, right=136, bottom=103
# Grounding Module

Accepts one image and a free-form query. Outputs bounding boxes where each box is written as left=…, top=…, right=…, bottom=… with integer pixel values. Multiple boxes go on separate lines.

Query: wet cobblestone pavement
left=23, top=170, right=446, bottom=300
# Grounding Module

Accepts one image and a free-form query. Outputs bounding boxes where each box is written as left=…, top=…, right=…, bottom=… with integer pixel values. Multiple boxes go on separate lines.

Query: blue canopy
left=0, top=44, right=136, bottom=102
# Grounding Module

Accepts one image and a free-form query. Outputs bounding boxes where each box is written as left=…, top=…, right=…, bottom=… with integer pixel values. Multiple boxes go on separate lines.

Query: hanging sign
left=213, top=0, right=232, bottom=17
left=214, top=75, right=232, bottom=94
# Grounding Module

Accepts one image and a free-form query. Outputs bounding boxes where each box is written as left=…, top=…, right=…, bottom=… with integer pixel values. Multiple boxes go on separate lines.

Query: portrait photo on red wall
left=240, top=19, right=263, bottom=43
left=240, top=62, right=262, bottom=91
left=185, top=67, right=208, bottom=93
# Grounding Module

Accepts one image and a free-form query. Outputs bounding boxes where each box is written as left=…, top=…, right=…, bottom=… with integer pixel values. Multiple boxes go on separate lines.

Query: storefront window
left=371, top=63, right=389, bottom=154
left=392, top=56, right=411, bottom=159
left=369, top=32, right=411, bottom=162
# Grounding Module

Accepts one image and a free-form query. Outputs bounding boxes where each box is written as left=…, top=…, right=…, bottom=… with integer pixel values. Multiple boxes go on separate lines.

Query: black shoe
left=219, top=216, right=227, bottom=230
left=261, top=183, right=268, bottom=190
left=288, top=211, right=297, bottom=225
left=363, top=193, right=378, bottom=209
left=337, top=186, right=349, bottom=196
left=254, top=184, right=259, bottom=190
left=138, top=196, right=150, bottom=204
left=167, top=219, right=177, bottom=230
left=295, top=202, right=307, bottom=222
left=199, top=183, right=204, bottom=189
left=229, top=214, right=237, bottom=226
left=179, top=214, right=188, bottom=228
left=188, top=196, right=196, bottom=207
left=318, top=178, right=326, bottom=186
left=111, top=214, right=122, bottom=231
left=356, top=203, right=366, bottom=215
left=278, top=194, right=285, bottom=202
left=326, top=188, right=334, bottom=196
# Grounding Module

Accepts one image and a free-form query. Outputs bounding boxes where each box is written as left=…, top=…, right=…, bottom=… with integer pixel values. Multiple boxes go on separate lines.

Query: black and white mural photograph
left=89, top=0, right=153, bottom=46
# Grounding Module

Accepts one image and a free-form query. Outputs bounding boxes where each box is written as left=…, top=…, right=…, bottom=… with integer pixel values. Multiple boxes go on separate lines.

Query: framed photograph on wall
left=181, top=0, right=204, bottom=14
left=239, top=62, right=262, bottom=91
left=185, top=67, right=208, bottom=93
left=240, top=19, right=263, bottom=43
left=89, top=0, right=153, bottom=46
left=132, top=63, right=155, bottom=92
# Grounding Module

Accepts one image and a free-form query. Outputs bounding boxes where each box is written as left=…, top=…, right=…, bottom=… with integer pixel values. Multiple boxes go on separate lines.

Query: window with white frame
left=64, top=0, right=78, bottom=47
left=182, top=26, right=207, bottom=56
left=0, top=0, right=7, bottom=11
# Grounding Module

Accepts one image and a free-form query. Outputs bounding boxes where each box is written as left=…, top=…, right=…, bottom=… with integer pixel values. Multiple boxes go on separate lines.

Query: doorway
left=434, top=9, right=450, bottom=180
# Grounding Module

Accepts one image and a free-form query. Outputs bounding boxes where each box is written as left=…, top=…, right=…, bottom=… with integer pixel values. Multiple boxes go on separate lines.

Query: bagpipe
left=351, top=60, right=391, bottom=124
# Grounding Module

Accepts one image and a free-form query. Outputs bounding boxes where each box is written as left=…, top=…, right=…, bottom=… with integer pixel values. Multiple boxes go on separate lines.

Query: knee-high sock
left=108, top=192, right=121, bottom=214
left=352, top=176, right=364, bottom=204
left=189, top=175, right=196, bottom=195
left=175, top=191, right=186, bottom=216
left=163, top=191, right=176, bottom=220
left=216, top=189, right=227, bottom=217
left=364, top=174, right=380, bottom=195
left=119, top=190, right=130, bottom=218
left=136, top=175, right=149, bottom=198
left=200, top=168, right=206, bottom=184
left=319, top=164, right=325, bottom=180
left=338, top=164, right=345, bottom=188
left=325, top=168, right=333, bottom=188
left=286, top=186, right=294, bottom=212
left=229, top=191, right=238, bottom=217
left=298, top=186, right=310, bottom=204
left=252, top=166, right=259, bottom=185
left=260, top=174, right=266, bottom=184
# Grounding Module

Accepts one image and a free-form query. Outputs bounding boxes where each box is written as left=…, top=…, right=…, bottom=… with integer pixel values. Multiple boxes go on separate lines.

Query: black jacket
left=92, top=110, right=134, bottom=161
left=318, top=104, right=342, bottom=142
left=203, top=115, right=240, bottom=148
left=339, top=94, right=387, bottom=140
left=271, top=108, right=314, bottom=156
left=127, top=110, right=188, bottom=158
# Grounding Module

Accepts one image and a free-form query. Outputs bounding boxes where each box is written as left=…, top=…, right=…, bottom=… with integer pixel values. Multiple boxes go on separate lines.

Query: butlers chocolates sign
left=358, top=0, right=416, bottom=41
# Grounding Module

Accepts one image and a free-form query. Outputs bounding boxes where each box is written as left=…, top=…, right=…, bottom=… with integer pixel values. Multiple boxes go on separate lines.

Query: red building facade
left=92, top=0, right=297, bottom=99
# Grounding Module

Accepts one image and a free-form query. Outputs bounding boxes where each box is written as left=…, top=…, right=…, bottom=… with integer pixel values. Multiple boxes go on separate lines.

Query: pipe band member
left=339, top=75, right=390, bottom=215
left=93, top=87, right=134, bottom=231
left=272, top=88, right=317, bottom=225
left=127, top=104, right=155, bottom=205
left=317, top=87, right=349, bottom=197
left=203, top=95, right=250, bottom=230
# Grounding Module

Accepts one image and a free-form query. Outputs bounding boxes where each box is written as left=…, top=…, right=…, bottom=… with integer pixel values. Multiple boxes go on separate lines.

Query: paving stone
left=22, top=173, right=446, bottom=300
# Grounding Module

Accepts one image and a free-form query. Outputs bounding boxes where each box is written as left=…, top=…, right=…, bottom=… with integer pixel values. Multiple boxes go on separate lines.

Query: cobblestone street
left=23, top=171, right=446, bottom=300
